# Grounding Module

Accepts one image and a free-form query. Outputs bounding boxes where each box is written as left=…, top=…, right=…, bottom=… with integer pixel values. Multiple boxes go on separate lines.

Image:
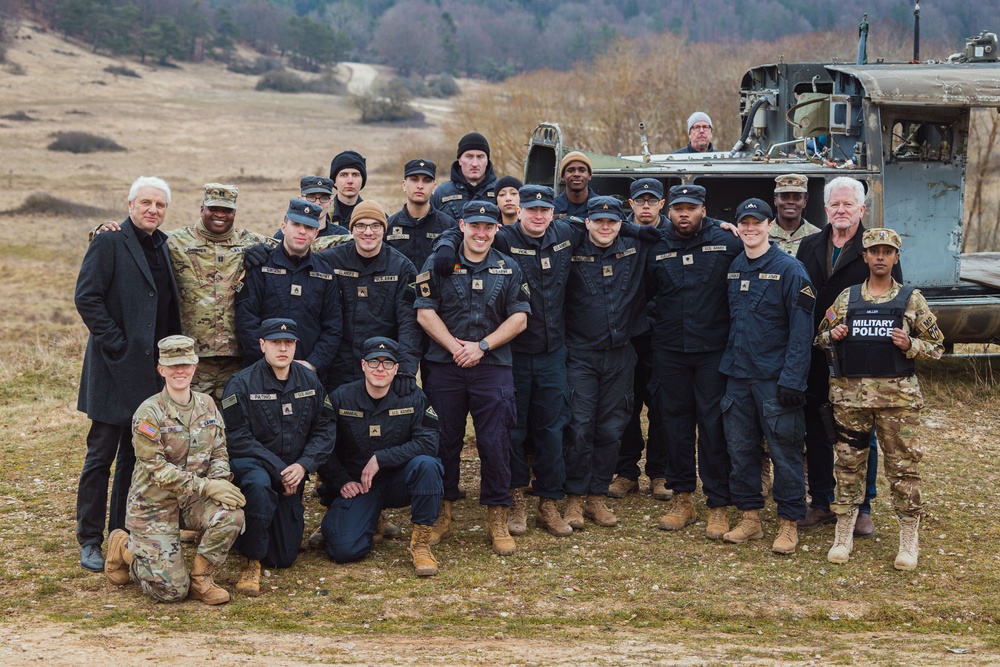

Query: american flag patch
left=136, top=421, right=159, bottom=439
left=825, top=307, right=837, bottom=324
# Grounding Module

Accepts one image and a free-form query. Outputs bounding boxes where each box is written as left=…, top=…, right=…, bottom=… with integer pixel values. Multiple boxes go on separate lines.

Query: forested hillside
left=5, top=0, right=995, bottom=78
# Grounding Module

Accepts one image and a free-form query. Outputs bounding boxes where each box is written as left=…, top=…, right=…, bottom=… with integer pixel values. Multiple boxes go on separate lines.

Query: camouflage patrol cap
left=862, top=227, right=902, bottom=251
left=774, top=173, right=809, bottom=194
left=300, top=176, right=334, bottom=195
left=158, top=335, right=198, bottom=366
left=588, top=196, right=625, bottom=222
left=361, top=336, right=400, bottom=363
left=203, top=183, right=238, bottom=210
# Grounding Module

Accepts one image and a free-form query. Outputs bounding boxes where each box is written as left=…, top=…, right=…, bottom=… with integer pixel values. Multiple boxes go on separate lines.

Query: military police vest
left=841, top=284, right=915, bottom=378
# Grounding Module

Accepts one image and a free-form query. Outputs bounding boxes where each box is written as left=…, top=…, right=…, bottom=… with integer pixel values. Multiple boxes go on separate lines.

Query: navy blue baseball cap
left=735, top=198, right=773, bottom=222
left=260, top=318, right=299, bottom=341
left=300, top=176, right=334, bottom=195
left=588, top=196, right=625, bottom=222
left=669, top=184, right=707, bottom=206
left=630, top=178, right=664, bottom=200
left=404, top=159, right=436, bottom=179
left=286, top=198, right=322, bottom=228
left=462, top=200, right=501, bottom=224
left=518, top=184, right=555, bottom=209
left=361, top=336, right=399, bottom=362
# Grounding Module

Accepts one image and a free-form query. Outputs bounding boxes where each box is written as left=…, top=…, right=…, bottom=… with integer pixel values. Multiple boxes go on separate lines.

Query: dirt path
left=341, top=61, right=378, bottom=94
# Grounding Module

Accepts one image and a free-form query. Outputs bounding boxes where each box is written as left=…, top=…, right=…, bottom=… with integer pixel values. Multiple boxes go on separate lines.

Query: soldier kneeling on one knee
left=105, top=335, right=246, bottom=606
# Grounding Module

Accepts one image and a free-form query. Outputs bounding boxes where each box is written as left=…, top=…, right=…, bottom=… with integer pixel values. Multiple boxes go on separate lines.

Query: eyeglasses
left=690, top=124, right=712, bottom=132
left=353, top=222, right=385, bottom=233
left=633, top=197, right=661, bottom=206
left=303, top=194, right=332, bottom=203
left=364, top=358, right=397, bottom=369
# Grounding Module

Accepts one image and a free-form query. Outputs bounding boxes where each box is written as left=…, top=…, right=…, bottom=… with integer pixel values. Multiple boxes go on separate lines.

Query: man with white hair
left=674, top=112, right=715, bottom=153
left=75, top=175, right=182, bottom=572
left=795, top=176, right=902, bottom=539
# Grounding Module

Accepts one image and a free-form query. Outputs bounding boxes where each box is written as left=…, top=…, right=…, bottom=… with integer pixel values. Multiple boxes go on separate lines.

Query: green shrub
left=351, top=80, right=418, bottom=123
left=427, top=74, right=460, bottom=98
left=47, top=132, right=125, bottom=153
left=255, top=69, right=305, bottom=93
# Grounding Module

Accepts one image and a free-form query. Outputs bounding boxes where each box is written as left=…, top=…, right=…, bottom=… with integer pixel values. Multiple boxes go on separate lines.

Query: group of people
left=73, top=121, right=943, bottom=607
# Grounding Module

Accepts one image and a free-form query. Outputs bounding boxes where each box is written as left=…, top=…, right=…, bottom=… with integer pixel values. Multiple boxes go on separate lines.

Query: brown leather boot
left=584, top=494, right=617, bottom=527
left=607, top=476, right=638, bottom=498
left=650, top=478, right=673, bottom=501
left=723, top=510, right=763, bottom=543
left=563, top=494, right=585, bottom=530
left=487, top=506, right=516, bottom=555
left=409, top=524, right=439, bottom=577
left=379, top=512, right=402, bottom=540
left=705, top=506, right=730, bottom=540
left=179, top=529, right=200, bottom=544
left=658, top=492, right=697, bottom=531
left=536, top=497, right=573, bottom=536
left=508, top=487, right=528, bottom=536
left=105, top=528, right=132, bottom=586
left=429, top=499, right=453, bottom=546
left=772, top=518, right=799, bottom=554
left=189, top=554, right=231, bottom=605
left=235, top=556, right=261, bottom=597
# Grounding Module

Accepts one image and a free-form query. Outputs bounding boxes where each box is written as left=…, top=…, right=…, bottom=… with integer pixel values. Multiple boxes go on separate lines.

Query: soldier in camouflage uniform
left=815, top=229, right=944, bottom=571
left=168, top=184, right=277, bottom=402
left=768, top=173, right=821, bottom=256
left=104, top=336, right=246, bottom=605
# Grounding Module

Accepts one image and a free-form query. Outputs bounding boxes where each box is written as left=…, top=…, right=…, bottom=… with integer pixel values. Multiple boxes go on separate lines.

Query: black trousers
left=76, top=420, right=135, bottom=546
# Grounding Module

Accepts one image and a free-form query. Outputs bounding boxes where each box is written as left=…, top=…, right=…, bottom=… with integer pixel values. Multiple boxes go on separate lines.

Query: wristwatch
left=479, top=340, right=490, bottom=352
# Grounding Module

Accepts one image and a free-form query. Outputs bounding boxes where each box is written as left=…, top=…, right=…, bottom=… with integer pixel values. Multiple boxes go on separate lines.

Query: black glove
left=636, top=225, right=662, bottom=244
left=776, top=386, right=806, bottom=409
left=393, top=373, right=417, bottom=396
left=243, top=242, right=271, bottom=268
left=433, top=245, right=457, bottom=277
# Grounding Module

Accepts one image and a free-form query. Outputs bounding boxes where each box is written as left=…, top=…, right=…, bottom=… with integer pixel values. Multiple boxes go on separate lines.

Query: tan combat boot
left=584, top=494, right=617, bottom=527
left=508, top=487, right=528, bottom=536
left=650, top=478, right=673, bottom=501
left=658, top=492, right=697, bottom=531
left=188, top=554, right=231, bottom=605
left=607, top=476, right=638, bottom=498
left=487, top=506, right=516, bottom=555
left=772, top=518, right=799, bottom=554
left=563, top=494, right=585, bottom=530
left=723, top=510, right=763, bottom=543
left=105, top=528, right=132, bottom=586
left=179, top=529, right=200, bottom=544
left=428, top=499, right=453, bottom=546
left=894, top=515, right=920, bottom=571
left=236, top=556, right=261, bottom=597
left=536, top=497, right=573, bottom=536
left=828, top=507, right=859, bottom=564
left=705, top=506, right=730, bottom=540
left=760, top=454, right=773, bottom=498
left=409, top=524, right=439, bottom=577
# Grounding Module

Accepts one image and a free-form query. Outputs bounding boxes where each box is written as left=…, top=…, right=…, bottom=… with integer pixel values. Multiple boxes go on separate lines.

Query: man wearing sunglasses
left=317, top=337, right=443, bottom=577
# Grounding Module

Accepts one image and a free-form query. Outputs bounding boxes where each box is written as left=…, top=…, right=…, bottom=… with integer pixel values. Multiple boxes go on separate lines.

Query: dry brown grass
left=2, top=22, right=1000, bottom=667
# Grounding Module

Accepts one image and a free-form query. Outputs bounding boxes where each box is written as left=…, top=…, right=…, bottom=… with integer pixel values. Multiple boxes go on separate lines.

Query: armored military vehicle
left=523, top=31, right=1000, bottom=348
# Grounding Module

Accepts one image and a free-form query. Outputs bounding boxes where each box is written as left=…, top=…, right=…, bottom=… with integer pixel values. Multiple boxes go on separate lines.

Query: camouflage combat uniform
left=125, top=389, right=244, bottom=602
left=815, top=279, right=944, bottom=517
left=167, top=224, right=275, bottom=400
left=769, top=218, right=821, bottom=256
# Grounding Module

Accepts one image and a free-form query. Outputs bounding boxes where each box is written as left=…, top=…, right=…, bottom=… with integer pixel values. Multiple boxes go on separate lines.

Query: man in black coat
left=795, top=177, right=902, bottom=537
left=74, top=176, right=181, bottom=572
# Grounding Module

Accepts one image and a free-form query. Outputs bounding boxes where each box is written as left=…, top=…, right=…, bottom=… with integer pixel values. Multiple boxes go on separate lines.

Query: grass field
left=2, top=24, right=1000, bottom=667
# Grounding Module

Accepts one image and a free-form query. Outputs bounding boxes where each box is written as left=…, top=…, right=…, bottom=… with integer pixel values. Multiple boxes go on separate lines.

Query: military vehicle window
left=890, top=121, right=954, bottom=162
